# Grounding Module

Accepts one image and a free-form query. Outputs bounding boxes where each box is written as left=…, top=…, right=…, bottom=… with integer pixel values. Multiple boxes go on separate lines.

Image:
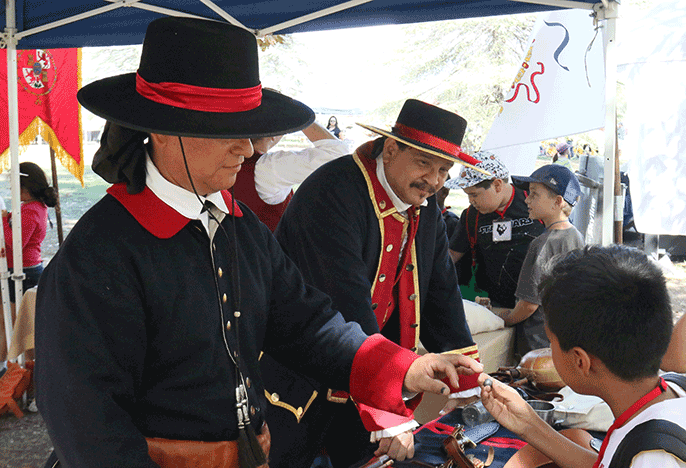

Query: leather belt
left=146, top=423, right=271, bottom=468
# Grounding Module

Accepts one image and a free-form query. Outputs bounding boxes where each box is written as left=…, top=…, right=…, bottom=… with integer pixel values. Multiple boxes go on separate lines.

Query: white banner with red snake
left=481, top=9, right=605, bottom=178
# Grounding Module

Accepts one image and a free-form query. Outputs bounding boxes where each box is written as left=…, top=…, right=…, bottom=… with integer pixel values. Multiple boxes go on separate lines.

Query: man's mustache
left=410, top=181, right=439, bottom=195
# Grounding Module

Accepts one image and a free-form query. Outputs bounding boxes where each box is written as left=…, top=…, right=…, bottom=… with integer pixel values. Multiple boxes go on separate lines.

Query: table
left=0, top=287, right=37, bottom=361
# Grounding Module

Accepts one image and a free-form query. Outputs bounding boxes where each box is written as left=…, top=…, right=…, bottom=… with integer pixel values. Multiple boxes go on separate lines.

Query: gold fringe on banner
left=0, top=116, right=85, bottom=187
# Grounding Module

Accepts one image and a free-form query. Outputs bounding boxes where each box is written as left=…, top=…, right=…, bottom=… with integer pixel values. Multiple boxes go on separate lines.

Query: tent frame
left=3, top=0, right=616, bottom=359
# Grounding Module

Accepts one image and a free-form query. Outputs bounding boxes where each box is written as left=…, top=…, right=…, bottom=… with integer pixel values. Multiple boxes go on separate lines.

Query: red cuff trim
left=136, top=73, right=262, bottom=113
left=350, top=334, right=419, bottom=419
left=355, top=403, right=417, bottom=432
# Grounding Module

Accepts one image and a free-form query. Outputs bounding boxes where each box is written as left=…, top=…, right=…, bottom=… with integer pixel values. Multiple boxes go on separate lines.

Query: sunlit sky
left=263, top=24, right=408, bottom=112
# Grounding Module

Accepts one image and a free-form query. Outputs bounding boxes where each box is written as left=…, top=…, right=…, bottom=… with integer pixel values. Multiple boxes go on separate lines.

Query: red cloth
left=0, top=48, right=84, bottom=184
left=233, top=152, right=292, bottom=232
left=349, top=334, right=421, bottom=430
left=106, top=184, right=242, bottom=239
left=3, top=201, right=47, bottom=267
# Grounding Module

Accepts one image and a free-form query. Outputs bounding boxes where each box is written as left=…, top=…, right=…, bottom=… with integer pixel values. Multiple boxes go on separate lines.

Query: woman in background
left=326, top=115, right=343, bottom=139
left=2, top=162, right=57, bottom=303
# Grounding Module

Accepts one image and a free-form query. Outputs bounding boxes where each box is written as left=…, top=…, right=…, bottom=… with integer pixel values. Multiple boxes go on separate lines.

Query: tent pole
left=508, top=0, right=594, bottom=9
left=599, top=1, right=618, bottom=246
left=49, top=147, right=64, bottom=245
left=5, top=0, right=24, bottom=325
left=258, top=0, right=374, bottom=36
left=613, top=116, right=622, bottom=244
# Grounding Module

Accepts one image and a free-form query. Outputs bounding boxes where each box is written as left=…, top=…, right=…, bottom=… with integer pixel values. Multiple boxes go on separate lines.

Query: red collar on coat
left=107, top=182, right=243, bottom=239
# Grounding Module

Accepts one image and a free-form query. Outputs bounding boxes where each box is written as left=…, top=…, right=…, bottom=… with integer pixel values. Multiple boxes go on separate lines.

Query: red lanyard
left=465, top=207, right=479, bottom=268
left=494, top=186, right=515, bottom=220
left=592, top=377, right=668, bottom=468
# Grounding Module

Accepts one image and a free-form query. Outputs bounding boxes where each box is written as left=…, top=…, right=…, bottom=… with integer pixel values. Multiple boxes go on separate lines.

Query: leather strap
left=465, top=422, right=500, bottom=444
left=146, top=423, right=271, bottom=468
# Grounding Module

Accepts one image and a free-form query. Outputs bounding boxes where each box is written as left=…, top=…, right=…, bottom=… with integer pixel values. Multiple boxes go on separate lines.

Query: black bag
left=608, top=373, right=686, bottom=468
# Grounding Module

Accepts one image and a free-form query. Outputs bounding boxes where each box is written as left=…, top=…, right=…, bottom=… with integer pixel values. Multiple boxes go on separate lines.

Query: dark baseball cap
left=511, top=164, right=581, bottom=206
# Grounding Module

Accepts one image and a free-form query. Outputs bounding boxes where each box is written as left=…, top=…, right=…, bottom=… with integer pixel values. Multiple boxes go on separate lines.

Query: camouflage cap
left=445, top=151, right=509, bottom=190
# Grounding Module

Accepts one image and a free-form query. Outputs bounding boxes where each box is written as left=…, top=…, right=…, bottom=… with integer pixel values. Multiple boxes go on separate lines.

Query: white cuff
left=370, top=420, right=420, bottom=443
left=448, top=386, right=481, bottom=399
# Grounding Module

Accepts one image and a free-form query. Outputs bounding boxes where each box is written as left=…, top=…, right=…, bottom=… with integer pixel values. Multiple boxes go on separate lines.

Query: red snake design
left=505, top=61, right=545, bottom=104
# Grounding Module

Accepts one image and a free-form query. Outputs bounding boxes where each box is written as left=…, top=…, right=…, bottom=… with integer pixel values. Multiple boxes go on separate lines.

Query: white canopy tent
left=2, top=0, right=616, bottom=355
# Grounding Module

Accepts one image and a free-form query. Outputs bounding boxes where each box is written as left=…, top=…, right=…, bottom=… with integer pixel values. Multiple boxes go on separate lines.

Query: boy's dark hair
left=539, top=245, right=672, bottom=381
left=473, top=178, right=495, bottom=190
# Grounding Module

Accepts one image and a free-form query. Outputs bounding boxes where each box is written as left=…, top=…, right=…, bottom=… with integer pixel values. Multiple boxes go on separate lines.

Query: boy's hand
left=478, top=374, right=537, bottom=435
left=374, top=430, right=415, bottom=460
left=403, top=353, right=483, bottom=395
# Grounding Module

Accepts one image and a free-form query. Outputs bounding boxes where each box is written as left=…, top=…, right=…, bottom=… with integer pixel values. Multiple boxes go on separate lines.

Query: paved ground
left=0, top=408, right=52, bottom=468
left=1, top=265, right=684, bottom=468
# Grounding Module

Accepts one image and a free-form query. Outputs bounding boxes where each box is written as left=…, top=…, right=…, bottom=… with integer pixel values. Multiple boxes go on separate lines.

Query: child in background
left=2, top=162, right=57, bottom=303
left=479, top=245, right=685, bottom=468
left=447, top=152, right=545, bottom=307
left=493, top=164, right=583, bottom=357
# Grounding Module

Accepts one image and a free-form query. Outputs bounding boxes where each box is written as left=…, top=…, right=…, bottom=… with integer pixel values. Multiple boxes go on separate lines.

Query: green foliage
left=371, top=15, right=536, bottom=152
left=258, top=34, right=308, bottom=99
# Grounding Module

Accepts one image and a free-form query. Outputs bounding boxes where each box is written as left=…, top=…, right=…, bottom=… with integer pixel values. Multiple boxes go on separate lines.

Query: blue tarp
left=2, top=0, right=594, bottom=49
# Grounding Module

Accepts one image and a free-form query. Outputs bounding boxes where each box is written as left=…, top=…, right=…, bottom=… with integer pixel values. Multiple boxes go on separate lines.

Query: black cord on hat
left=178, top=137, right=266, bottom=466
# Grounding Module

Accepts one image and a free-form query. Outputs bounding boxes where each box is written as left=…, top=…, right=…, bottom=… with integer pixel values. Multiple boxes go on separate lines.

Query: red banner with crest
left=0, top=48, right=84, bottom=185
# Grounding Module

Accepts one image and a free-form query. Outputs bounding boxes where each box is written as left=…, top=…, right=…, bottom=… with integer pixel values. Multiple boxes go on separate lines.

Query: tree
left=373, top=16, right=536, bottom=151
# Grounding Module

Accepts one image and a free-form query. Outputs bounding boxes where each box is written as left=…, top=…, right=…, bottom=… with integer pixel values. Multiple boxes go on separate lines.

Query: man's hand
left=478, top=374, right=537, bottom=435
left=374, top=430, right=415, bottom=461
left=403, top=353, right=483, bottom=395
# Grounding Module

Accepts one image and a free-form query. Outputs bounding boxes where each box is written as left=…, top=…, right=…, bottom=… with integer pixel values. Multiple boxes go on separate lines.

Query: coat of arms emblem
left=18, top=49, right=57, bottom=105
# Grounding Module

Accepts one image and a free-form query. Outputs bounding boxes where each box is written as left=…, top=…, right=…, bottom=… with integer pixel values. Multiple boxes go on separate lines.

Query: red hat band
left=135, top=73, right=262, bottom=113
left=394, top=122, right=480, bottom=166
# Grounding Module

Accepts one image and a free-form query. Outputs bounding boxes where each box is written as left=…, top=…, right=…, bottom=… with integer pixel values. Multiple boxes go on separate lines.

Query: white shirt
left=254, top=138, right=349, bottom=205
left=597, top=382, right=686, bottom=468
left=145, top=154, right=228, bottom=234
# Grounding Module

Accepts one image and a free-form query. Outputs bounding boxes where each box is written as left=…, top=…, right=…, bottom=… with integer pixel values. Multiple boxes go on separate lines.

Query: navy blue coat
left=261, top=153, right=475, bottom=430
left=34, top=185, right=388, bottom=468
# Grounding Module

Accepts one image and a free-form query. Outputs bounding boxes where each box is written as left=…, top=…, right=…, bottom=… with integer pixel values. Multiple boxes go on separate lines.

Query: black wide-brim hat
left=357, top=99, right=488, bottom=174
left=77, top=17, right=314, bottom=138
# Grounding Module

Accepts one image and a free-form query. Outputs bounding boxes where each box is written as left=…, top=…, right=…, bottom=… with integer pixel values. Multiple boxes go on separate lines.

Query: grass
left=0, top=142, right=108, bottom=263
left=0, top=143, right=588, bottom=263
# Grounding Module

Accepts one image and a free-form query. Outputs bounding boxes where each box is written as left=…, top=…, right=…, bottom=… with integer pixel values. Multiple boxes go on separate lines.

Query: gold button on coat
left=271, top=393, right=280, bottom=402
left=246, top=378, right=251, bottom=388
left=378, top=274, right=386, bottom=282
left=379, top=200, right=386, bottom=209
left=226, top=321, right=231, bottom=331
left=218, top=267, right=223, bottom=277
left=386, top=244, right=393, bottom=252
left=409, top=294, right=417, bottom=301
left=222, top=293, right=228, bottom=303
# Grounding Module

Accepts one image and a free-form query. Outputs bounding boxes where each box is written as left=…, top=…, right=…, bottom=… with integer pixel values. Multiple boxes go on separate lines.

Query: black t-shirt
left=442, top=209, right=460, bottom=246
left=451, top=186, right=545, bottom=308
